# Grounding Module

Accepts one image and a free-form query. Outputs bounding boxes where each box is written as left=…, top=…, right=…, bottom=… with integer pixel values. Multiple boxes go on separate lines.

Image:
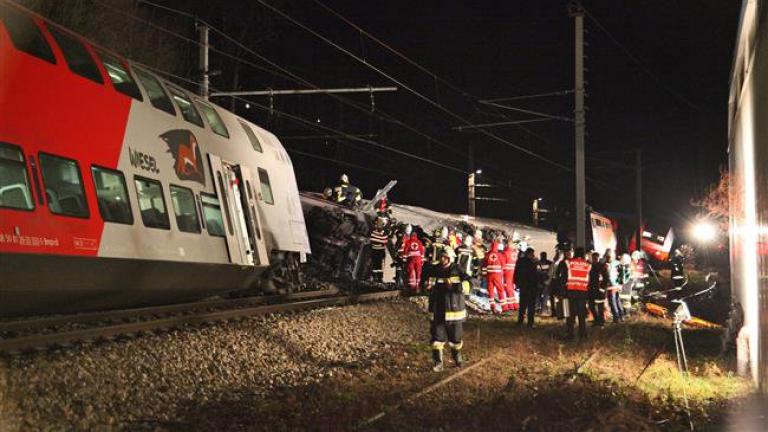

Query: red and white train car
left=0, top=2, right=310, bottom=316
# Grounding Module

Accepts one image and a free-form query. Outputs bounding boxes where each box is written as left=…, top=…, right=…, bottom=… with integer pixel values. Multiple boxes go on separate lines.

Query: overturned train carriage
left=300, top=192, right=557, bottom=284
left=0, top=2, right=310, bottom=317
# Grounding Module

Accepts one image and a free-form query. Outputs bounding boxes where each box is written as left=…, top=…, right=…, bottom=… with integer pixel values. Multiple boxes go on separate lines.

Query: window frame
left=196, top=100, right=230, bottom=138
left=45, top=24, right=104, bottom=85
left=95, top=50, right=144, bottom=101
left=133, top=67, right=177, bottom=117
left=38, top=151, right=90, bottom=219
left=169, top=183, right=202, bottom=234
left=0, top=142, right=35, bottom=212
left=200, top=192, right=226, bottom=238
left=133, top=175, right=170, bottom=230
left=238, top=120, right=263, bottom=153
left=167, top=85, right=204, bottom=128
left=0, top=4, right=56, bottom=64
left=257, top=167, right=275, bottom=205
left=90, top=165, right=133, bottom=225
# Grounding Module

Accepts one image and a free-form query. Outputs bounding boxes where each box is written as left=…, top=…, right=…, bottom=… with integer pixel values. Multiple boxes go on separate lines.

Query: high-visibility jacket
left=370, top=229, right=388, bottom=251
left=565, top=258, right=591, bottom=292
left=427, top=263, right=468, bottom=322
left=472, top=244, right=486, bottom=274
left=502, top=248, right=518, bottom=273
left=455, top=246, right=475, bottom=277
left=484, top=244, right=505, bottom=276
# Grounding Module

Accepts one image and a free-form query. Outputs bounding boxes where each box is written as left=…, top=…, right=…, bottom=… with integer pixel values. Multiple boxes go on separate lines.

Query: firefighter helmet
left=340, top=174, right=349, bottom=184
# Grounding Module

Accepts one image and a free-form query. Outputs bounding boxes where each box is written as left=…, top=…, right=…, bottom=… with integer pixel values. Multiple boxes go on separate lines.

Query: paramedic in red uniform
left=502, top=239, right=518, bottom=312
left=484, top=240, right=506, bottom=314
left=406, top=233, right=425, bottom=294
left=565, top=247, right=591, bottom=341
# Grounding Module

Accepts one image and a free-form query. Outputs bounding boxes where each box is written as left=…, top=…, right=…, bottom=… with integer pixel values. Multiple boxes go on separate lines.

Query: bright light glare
left=692, top=221, right=717, bottom=242
left=475, top=169, right=482, bottom=174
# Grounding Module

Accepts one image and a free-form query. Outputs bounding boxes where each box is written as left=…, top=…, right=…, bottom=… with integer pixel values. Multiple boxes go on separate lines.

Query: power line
left=582, top=7, right=701, bottom=111
left=483, top=89, right=575, bottom=102
left=91, top=0, right=467, bottom=161
left=255, top=0, right=573, bottom=172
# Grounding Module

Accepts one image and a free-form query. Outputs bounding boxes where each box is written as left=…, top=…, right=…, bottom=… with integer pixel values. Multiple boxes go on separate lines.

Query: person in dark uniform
left=369, top=218, right=389, bottom=283
left=587, top=252, right=608, bottom=327
left=514, top=248, right=539, bottom=327
left=427, top=248, right=468, bottom=372
left=670, top=249, right=686, bottom=289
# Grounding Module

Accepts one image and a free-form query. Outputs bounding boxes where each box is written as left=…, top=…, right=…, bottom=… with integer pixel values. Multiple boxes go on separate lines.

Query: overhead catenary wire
left=255, top=0, right=573, bottom=172
left=90, top=0, right=468, bottom=161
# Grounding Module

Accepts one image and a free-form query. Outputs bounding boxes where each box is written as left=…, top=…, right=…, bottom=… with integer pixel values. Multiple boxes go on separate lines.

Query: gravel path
left=0, top=298, right=427, bottom=431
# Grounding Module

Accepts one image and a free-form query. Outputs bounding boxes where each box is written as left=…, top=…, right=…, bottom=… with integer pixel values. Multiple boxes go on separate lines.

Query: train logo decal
left=161, top=129, right=205, bottom=185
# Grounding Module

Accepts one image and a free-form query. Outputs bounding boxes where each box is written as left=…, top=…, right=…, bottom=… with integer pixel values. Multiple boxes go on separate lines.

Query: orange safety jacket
left=566, top=258, right=591, bottom=292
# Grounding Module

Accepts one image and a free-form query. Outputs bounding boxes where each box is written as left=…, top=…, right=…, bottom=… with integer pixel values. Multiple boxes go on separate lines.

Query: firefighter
left=333, top=174, right=363, bottom=207
left=565, top=247, right=591, bottom=341
left=515, top=247, right=539, bottom=327
left=537, top=251, right=553, bottom=314
left=455, top=235, right=475, bottom=295
left=376, top=195, right=392, bottom=220
left=618, top=253, right=633, bottom=317
left=369, top=218, right=388, bottom=283
left=670, top=249, right=685, bottom=289
left=427, top=248, right=468, bottom=372
left=502, top=239, right=518, bottom=312
left=484, top=240, right=506, bottom=314
left=406, top=232, right=425, bottom=294
left=587, top=252, right=608, bottom=326
left=553, top=247, right=573, bottom=319
left=424, top=227, right=449, bottom=289
left=604, top=249, right=624, bottom=323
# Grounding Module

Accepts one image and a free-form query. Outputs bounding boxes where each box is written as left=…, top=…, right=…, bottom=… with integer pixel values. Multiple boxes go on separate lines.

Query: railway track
left=0, top=289, right=401, bottom=355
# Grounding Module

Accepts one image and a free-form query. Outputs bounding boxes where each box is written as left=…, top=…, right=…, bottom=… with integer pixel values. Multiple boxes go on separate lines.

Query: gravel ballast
left=0, top=298, right=427, bottom=430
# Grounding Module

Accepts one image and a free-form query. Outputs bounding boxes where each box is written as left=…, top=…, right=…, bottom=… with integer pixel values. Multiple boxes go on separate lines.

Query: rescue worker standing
left=514, top=248, right=539, bottom=327
left=502, top=239, right=518, bottom=312
left=618, top=253, right=633, bottom=317
left=427, top=249, right=468, bottom=372
left=604, top=250, right=624, bottom=323
left=670, top=249, right=685, bottom=289
left=537, top=252, right=553, bottom=314
left=587, top=252, right=608, bottom=327
left=406, top=233, right=425, bottom=294
left=484, top=240, right=506, bottom=314
left=369, top=218, right=389, bottom=283
left=565, top=247, right=591, bottom=341
left=455, top=235, right=476, bottom=293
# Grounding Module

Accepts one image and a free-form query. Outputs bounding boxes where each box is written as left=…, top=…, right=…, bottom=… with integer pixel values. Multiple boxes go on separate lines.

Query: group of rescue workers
left=369, top=218, right=685, bottom=372
left=328, top=174, right=688, bottom=372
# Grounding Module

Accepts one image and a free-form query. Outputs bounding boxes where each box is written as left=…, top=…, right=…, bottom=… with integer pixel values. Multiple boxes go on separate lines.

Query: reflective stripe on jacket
left=566, top=258, right=590, bottom=292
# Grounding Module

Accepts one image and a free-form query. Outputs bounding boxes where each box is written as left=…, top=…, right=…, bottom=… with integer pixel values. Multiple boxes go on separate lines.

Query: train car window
left=197, top=101, right=229, bottom=138
left=46, top=26, right=103, bottom=84
left=238, top=120, right=263, bottom=153
left=39, top=153, right=89, bottom=218
left=0, top=142, right=34, bottom=211
left=257, top=168, right=274, bottom=205
left=134, top=176, right=170, bottom=229
left=200, top=193, right=226, bottom=238
left=91, top=166, right=132, bottom=224
left=168, top=86, right=204, bottom=128
left=0, top=4, right=56, bottom=64
left=97, top=51, right=143, bottom=101
left=134, top=68, right=176, bottom=116
left=170, top=185, right=201, bottom=233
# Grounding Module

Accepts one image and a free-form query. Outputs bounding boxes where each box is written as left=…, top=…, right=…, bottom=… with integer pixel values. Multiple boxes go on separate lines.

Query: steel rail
left=0, top=290, right=399, bottom=355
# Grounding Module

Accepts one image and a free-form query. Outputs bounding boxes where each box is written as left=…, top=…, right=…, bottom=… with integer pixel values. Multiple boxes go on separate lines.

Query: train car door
left=237, top=165, right=269, bottom=266
left=208, top=154, right=255, bottom=266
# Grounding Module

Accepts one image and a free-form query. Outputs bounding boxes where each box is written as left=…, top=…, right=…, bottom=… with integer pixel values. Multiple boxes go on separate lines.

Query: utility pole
left=635, top=148, right=643, bottom=252
left=569, top=1, right=586, bottom=248
left=468, top=144, right=476, bottom=217
left=197, top=22, right=210, bottom=100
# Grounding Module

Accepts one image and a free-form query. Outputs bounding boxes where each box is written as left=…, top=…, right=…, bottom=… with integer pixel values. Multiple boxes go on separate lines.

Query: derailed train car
left=0, top=2, right=310, bottom=317
left=728, top=0, right=768, bottom=391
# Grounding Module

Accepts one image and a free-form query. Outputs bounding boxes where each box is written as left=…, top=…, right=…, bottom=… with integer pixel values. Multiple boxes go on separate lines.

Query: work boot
left=431, top=349, right=443, bottom=372
left=451, top=349, right=465, bottom=367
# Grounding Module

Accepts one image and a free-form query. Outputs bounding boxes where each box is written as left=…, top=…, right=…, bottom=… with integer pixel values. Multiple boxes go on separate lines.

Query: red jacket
left=502, top=248, right=517, bottom=273
left=406, top=235, right=424, bottom=262
left=484, top=242, right=506, bottom=275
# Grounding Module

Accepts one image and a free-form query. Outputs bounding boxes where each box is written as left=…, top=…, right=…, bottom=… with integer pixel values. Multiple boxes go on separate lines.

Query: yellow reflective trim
left=445, top=310, right=467, bottom=321
left=449, top=341, right=464, bottom=350
left=462, top=281, right=471, bottom=295
left=432, top=341, right=445, bottom=350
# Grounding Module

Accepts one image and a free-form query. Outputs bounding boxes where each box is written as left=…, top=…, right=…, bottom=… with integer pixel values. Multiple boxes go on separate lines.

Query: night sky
left=67, top=0, right=745, bottom=240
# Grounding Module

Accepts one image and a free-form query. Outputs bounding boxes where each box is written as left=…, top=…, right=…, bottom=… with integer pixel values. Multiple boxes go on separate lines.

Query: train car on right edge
left=728, top=0, right=768, bottom=393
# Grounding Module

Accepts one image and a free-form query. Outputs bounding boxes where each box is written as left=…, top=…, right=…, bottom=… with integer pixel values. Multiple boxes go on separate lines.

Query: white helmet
left=340, top=174, right=349, bottom=183
left=631, top=250, right=641, bottom=261
left=404, top=224, right=413, bottom=236
left=463, top=235, right=473, bottom=247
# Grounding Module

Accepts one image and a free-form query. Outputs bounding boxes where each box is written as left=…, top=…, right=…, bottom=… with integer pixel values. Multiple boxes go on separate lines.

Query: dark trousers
left=607, top=290, right=624, bottom=322
left=566, top=293, right=588, bottom=339
left=518, top=287, right=537, bottom=326
left=431, top=320, right=463, bottom=346
left=371, top=248, right=385, bottom=282
left=588, top=297, right=606, bottom=325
